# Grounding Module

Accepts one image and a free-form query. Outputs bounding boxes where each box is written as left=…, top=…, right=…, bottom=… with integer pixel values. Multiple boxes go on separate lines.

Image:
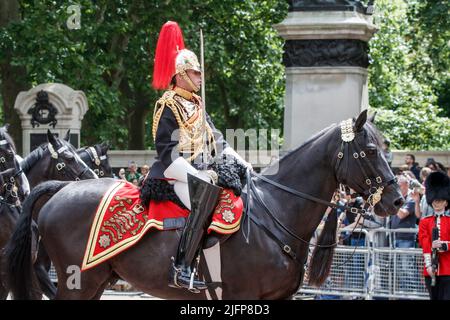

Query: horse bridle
left=0, top=168, right=23, bottom=210
left=84, top=146, right=108, bottom=177
left=334, top=119, right=397, bottom=208
left=243, top=119, right=398, bottom=261
left=0, top=139, right=25, bottom=204
left=47, top=143, right=92, bottom=181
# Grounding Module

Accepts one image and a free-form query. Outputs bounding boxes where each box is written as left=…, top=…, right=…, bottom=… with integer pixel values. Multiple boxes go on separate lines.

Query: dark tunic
left=149, top=92, right=229, bottom=180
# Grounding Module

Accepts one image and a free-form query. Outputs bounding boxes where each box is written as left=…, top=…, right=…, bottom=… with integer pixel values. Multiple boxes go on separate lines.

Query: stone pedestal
left=274, top=1, right=377, bottom=151
left=14, top=83, right=88, bottom=155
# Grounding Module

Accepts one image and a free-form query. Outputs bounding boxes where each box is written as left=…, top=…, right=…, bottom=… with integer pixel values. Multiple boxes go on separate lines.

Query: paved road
left=100, top=290, right=163, bottom=300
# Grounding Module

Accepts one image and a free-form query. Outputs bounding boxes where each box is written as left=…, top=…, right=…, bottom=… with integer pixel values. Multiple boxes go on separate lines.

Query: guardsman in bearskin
left=418, top=171, right=450, bottom=300
left=141, top=21, right=251, bottom=292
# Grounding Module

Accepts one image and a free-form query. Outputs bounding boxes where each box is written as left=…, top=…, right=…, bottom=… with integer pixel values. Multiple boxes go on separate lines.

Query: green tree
left=0, top=0, right=287, bottom=151
left=369, top=0, right=450, bottom=150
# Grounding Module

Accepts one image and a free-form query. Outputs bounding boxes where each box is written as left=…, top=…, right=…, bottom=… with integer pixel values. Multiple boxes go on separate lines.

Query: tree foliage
left=0, top=0, right=448, bottom=152
left=369, top=0, right=450, bottom=150
left=0, top=0, right=287, bottom=150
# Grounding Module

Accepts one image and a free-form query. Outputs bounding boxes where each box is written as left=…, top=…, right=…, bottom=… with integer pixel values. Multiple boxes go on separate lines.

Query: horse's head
left=44, top=129, right=99, bottom=181
left=0, top=125, right=18, bottom=171
left=0, top=125, right=30, bottom=201
left=0, top=167, right=21, bottom=204
left=77, top=142, right=113, bottom=178
left=334, top=110, right=403, bottom=216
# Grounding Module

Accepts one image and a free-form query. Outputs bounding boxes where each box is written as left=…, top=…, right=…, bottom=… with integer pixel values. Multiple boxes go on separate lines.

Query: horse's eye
left=367, top=147, right=377, bottom=156
left=64, top=152, right=75, bottom=161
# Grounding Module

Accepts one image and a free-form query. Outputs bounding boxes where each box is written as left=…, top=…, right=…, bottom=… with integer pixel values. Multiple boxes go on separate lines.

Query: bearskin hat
left=425, top=171, right=450, bottom=207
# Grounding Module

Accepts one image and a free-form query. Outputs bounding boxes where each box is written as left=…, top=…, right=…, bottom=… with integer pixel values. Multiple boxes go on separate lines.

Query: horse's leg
left=34, top=243, right=56, bottom=299
left=54, top=263, right=113, bottom=300
left=91, top=275, right=117, bottom=300
left=37, top=179, right=118, bottom=300
left=0, top=281, right=8, bottom=300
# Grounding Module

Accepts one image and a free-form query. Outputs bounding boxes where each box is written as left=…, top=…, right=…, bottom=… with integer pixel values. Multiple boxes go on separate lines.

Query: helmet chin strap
left=179, top=70, right=199, bottom=93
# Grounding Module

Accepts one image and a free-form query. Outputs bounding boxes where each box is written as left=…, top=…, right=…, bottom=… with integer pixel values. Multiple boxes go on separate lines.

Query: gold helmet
left=175, top=49, right=201, bottom=75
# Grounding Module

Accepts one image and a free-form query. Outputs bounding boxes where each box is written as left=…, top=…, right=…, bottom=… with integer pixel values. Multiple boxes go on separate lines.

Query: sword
left=200, top=28, right=208, bottom=169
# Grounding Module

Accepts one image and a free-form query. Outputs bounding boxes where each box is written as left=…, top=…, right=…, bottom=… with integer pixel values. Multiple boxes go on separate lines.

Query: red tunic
left=418, top=214, right=450, bottom=276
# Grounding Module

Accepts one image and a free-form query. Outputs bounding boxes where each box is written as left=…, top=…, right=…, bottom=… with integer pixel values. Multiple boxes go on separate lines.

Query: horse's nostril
left=394, top=198, right=404, bottom=207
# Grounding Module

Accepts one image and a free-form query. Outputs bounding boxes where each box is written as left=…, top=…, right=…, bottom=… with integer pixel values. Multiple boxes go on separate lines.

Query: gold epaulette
left=152, top=90, right=185, bottom=141
left=152, top=90, right=217, bottom=162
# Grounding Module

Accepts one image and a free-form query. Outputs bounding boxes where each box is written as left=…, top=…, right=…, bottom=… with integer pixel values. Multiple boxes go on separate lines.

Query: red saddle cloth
left=81, top=181, right=243, bottom=271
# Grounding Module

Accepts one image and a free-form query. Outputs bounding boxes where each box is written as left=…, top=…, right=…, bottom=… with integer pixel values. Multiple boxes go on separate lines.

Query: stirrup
left=168, top=257, right=182, bottom=289
left=188, top=266, right=200, bottom=293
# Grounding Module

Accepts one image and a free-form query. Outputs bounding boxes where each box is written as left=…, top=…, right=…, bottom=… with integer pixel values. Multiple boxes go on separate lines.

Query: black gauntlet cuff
left=208, top=158, right=247, bottom=196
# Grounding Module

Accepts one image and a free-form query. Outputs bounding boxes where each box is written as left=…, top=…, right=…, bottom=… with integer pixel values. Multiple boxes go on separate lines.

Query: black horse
left=20, top=130, right=98, bottom=188
left=6, top=111, right=403, bottom=299
left=0, top=126, right=29, bottom=202
left=77, top=142, right=113, bottom=178
left=0, top=167, right=23, bottom=299
left=12, top=129, right=98, bottom=299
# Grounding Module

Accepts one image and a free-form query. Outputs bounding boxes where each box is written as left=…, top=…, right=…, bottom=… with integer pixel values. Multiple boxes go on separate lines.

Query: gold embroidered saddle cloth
left=81, top=180, right=243, bottom=271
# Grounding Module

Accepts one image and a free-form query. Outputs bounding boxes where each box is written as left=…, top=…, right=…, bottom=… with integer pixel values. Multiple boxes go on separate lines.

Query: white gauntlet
left=223, top=147, right=253, bottom=171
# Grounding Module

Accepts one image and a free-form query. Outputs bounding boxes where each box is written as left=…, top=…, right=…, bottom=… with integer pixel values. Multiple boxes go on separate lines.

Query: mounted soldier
left=143, top=21, right=251, bottom=292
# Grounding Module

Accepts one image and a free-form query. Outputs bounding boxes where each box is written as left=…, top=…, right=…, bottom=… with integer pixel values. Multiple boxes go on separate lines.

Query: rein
left=242, top=118, right=396, bottom=263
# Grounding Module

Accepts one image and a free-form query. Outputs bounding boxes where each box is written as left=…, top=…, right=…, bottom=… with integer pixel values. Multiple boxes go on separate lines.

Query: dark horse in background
left=0, top=168, right=23, bottom=299
left=7, top=111, right=404, bottom=299
left=77, top=142, right=113, bottom=178
left=17, top=129, right=99, bottom=299
left=0, top=125, right=26, bottom=299
left=20, top=130, right=98, bottom=188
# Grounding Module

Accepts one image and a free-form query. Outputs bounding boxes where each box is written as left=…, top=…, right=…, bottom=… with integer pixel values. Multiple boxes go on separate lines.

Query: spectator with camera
left=390, top=174, right=417, bottom=290
left=412, top=167, right=433, bottom=219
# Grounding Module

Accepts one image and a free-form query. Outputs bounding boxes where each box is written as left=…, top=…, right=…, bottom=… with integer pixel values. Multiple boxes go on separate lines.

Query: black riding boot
left=169, top=173, right=221, bottom=293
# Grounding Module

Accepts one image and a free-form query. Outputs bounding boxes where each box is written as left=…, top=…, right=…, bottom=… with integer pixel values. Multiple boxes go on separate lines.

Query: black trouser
left=424, top=276, right=450, bottom=300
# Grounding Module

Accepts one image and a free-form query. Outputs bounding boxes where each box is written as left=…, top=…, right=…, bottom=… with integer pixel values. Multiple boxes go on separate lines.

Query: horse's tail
left=307, top=208, right=338, bottom=287
left=5, top=180, right=70, bottom=300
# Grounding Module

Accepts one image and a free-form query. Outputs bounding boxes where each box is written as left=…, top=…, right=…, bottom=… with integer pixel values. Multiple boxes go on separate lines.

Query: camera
left=407, top=176, right=425, bottom=194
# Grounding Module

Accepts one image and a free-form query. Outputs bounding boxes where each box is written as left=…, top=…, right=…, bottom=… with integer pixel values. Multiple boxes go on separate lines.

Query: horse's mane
left=20, top=146, right=44, bottom=174
left=365, top=121, right=384, bottom=147
left=260, top=123, right=337, bottom=175
left=0, top=127, right=17, bottom=153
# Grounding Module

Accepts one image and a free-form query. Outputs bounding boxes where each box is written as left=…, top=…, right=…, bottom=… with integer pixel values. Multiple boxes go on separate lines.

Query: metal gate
left=298, top=228, right=429, bottom=300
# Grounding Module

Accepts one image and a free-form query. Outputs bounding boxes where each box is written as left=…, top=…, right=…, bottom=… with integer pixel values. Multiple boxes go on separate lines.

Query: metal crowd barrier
left=298, top=228, right=429, bottom=300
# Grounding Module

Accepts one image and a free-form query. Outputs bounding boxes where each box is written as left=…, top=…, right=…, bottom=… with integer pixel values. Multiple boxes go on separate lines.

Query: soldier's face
left=432, top=199, right=448, bottom=212
left=186, top=69, right=202, bottom=89
left=176, top=70, right=202, bottom=93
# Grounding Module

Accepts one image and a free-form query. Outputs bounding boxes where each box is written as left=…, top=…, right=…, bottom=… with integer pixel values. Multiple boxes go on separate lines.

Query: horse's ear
left=100, top=141, right=110, bottom=152
left=64, top=129, right=71, bottom=142
left=368, top=111, right=377, bottom=124
left=355, top=110, right=368, bottom=132
left=47, top=129, right=57, bottom=146
left=3, top=123, right=10, bottom=132
left=101, top=141, right=110, bottom=152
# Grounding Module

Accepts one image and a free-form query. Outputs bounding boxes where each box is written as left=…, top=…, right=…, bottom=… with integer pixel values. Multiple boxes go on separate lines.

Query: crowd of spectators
left=311, top=153, right=449, bottom=299
left=116, top=161, right=150, bottom=187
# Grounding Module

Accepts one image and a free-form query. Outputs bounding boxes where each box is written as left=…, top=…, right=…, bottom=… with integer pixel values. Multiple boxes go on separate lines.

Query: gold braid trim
left=152, top=91, right=216, bottom=162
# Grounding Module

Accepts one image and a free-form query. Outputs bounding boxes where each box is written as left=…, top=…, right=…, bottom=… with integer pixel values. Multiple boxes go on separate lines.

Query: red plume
left=152, top=21, right=185, bottom=90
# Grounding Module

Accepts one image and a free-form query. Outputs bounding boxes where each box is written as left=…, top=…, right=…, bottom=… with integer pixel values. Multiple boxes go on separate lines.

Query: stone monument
left=274, top=0, right=377, bottom=151
left=14, top=83, right=88, bottom=155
